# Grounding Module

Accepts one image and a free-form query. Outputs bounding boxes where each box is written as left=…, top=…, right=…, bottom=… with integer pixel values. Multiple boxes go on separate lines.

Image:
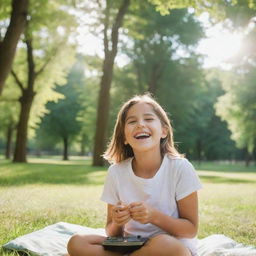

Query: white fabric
left=197, top=234, right=256, bottom=256
left=3, top=222, right=106, bottom=256
left=3, top=222, right=256, bottom=256
left=100, top=154, right=202, bottom=255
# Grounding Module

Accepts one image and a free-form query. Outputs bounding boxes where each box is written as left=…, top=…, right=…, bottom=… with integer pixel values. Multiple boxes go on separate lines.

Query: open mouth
left=134, top=132, right=151, bottom=139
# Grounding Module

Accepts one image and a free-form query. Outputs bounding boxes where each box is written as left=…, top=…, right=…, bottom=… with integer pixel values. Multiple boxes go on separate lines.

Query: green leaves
left=148, top=0, right=196, bottom=15
left=36, top=59, right=84, bottom=151
left=216, top=69, right=256, bottom=153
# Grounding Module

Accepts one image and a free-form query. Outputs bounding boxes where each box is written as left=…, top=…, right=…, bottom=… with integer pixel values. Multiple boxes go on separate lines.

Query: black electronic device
left=102, top=236, right=148, bottom=253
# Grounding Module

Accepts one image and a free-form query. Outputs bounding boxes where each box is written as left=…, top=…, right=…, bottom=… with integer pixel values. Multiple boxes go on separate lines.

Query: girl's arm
left=129, top=192, right=199, bottom=238
left=105, top=203, right=131, bottom=236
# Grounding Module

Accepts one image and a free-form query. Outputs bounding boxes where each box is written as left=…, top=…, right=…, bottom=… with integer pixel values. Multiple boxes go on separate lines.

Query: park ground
left=0, top=157, right=256, bottom=255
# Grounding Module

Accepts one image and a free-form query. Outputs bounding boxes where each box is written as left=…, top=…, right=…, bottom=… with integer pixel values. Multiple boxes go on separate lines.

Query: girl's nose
left=137, top=120, right=145, bottom=127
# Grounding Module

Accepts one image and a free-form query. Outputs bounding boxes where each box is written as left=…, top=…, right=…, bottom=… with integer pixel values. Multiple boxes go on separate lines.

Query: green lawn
left=0, top=157, right=256, bottom=255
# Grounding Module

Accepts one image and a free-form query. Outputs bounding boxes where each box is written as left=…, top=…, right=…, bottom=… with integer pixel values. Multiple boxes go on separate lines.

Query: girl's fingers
left=131, top=212, right=147, bottom=221
left=112, top=205, right=131, bottom=225
left=117, top=210, right=130, bottom=218
left=129, top=202, right=153, bottom=224
left=129, top=202, right=142, bottom=209
left=131, top=215, right=147, bottom=224
left=113, top=201, right=153, bottom=225
left=130, top=206, right=146, bottom=218
left=118, top=215, right=131, bottom=223
left=113, top=202, right=130, bottom=213
left=115, top=214, right=131, bottom=225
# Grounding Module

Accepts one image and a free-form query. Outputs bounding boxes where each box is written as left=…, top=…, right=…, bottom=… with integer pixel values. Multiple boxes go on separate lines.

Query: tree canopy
left=0, top=0, right=255, bottom=164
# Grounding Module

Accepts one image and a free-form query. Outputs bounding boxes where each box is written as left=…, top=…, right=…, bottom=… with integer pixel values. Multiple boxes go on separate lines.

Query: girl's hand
left=129, top=201, right=155, bottom=224
left=112, top=201, right=131, bottom=227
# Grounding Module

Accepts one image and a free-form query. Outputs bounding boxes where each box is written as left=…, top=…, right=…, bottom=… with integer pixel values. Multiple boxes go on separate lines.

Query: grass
left=0, top=157, right=256, bottom=255
left=193, top=161, right=256, bottom=246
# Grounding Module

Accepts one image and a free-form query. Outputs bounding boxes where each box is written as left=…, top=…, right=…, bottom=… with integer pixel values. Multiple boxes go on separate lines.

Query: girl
left=67, top=94, right=202, bottom=256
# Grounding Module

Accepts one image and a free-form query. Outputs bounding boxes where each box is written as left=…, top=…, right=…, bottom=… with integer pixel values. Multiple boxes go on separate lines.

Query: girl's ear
left=161, top=127, right=168, bottom=139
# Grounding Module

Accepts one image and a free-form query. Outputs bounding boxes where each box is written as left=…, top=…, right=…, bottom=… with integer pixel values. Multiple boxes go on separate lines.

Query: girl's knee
left=67, top=234, right=88, bottom=256
left=67, top=234, right=106, bottom=256
left=67, top=234, right=80, bottom=255
left=135, top=234, right=190, bottom=256
left=155, top=234, right=190, bottom=255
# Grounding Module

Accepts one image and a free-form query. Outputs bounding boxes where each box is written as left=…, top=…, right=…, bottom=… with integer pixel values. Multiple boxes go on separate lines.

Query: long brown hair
left=103, top=94, right=183, bottom=163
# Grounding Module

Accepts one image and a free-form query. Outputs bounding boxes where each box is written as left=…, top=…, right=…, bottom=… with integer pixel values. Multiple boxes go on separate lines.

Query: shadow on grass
left=199, top=174, right=256, bottom=184
left=1, top=159, right=256, bottom=187
left=0, top=161, right=107, bottom=187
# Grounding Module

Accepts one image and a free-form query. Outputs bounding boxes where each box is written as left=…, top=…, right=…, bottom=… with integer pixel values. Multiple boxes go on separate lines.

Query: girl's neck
left=132, top=151, right=163, bottom=179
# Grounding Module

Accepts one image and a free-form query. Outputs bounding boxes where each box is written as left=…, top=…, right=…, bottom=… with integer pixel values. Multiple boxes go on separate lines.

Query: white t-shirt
left=101, top=154, right=202, bottom=255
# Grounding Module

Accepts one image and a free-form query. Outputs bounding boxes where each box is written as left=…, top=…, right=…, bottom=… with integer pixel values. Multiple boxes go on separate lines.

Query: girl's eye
left=127, top=120, right=136, bottom=124
left=145, top=118, right=154, bottom=121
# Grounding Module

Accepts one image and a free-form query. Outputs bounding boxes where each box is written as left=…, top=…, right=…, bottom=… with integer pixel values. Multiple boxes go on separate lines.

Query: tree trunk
left=63, top=136, right=69, bottom=160
left=148, top=63, right=163, bottom=94
left=245, top=149, right=251, bottom=167
left=253, top=147, right=256, bottom=164
left=13, top=37, right=36, bottom=163
left=5, top=124, right=14, bottom=159
left=196, top=139, right=202, bottom=164
left=12, top=23, right=58, bottom=162
left=93, top=56, right=115, bottom=166
left=148, top=70, right=158, bottom=94
left=134, top=62, right=144, bottom=93
left=92, top=0, right=130, bottom=166
left=80, top=133, right=86, bottom=156
left=13, top=88, right=35, bottom=162
left=0, top=0, right=28, bottom=95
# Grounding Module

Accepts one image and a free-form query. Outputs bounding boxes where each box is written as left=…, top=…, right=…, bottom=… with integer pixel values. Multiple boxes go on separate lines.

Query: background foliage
left=0, top=0, right=256, bottom=164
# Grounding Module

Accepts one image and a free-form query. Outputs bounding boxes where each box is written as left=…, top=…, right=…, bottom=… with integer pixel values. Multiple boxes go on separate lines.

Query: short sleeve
left=175, top=159, right=202, bottom=201
left=100, top=166, right=119, bottom=205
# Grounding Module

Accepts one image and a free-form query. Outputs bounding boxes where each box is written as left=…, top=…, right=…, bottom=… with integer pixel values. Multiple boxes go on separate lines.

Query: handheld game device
left=102, top=235, right=148, bottom=253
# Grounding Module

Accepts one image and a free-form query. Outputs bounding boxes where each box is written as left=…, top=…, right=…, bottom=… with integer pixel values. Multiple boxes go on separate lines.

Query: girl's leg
left=130, top=234, right=192, bottom=256
left=67, top=234, right=123, bottom=256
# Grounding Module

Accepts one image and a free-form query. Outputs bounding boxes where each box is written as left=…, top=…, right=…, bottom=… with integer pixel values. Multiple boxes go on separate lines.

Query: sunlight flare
left=197, top=24, right=243, bottom=68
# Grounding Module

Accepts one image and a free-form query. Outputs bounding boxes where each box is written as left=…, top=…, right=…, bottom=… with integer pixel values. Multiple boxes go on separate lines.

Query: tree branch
left=111, top=0, right=130, bottom=55
left=35, top=40, right=64, bottom=77
left=35, top=51, right=55, bottom=77
left=103, top=0, right=110, bottom=56
left=11, top=69, right=24, bottom=91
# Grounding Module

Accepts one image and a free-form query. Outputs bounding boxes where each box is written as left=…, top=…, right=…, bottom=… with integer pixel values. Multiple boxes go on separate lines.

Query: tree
left=36, top=62, right=83, bottom=160
left=0, top=70, right=20, bottom=159
left=0, top=0, right=28, bottom=95
left=89, top=0, right=256, bottom=166
left=77, top=78, right=99, bottom=156
left=215, top=8, right=256, bottom=165
left=107, top=63, right=141, bottom=140
left=91, top=0, right=207, bottom=166
left=125, top=5, right=203, bottom=94
left=0, top=99, right=19, bottom=159
left=149, top=0, right=256, bottom=20
left=179, top=70, right=239, bottom=161
left=146, top=0, right=256, bottom=163
left=11, top=0, right=76, bottom=162
left=216, top=70, right=256, bottom=165
left=93, top=0, right=131, bottom=166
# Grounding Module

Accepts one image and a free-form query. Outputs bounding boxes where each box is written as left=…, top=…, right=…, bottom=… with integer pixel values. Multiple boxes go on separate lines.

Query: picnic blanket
left=3, top=222, right=256, bottom=256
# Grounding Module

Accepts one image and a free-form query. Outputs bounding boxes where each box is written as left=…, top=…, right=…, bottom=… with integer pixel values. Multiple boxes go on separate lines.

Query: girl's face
left=124, top=102, right=167, bottom=155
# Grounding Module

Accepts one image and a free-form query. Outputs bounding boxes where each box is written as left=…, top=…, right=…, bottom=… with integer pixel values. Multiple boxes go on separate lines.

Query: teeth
left=135, top=133, right=150, bottom=139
